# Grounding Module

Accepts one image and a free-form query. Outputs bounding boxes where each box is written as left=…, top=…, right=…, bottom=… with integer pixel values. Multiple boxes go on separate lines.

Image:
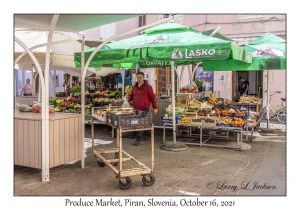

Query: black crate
left=107, top=111, right=152, bottom=128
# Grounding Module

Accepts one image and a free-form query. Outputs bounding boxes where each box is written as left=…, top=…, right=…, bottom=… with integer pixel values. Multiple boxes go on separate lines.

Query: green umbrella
left=74, top=22, right=252, bottom=68
left=202, top=33, right=286, bottom=71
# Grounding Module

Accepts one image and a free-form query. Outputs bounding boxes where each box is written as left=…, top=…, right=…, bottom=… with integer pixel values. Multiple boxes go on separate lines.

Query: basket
left=107, top=110, right=152, bottom=128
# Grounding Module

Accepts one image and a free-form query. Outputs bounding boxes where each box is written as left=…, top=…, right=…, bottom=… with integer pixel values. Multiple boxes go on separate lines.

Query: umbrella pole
left=171, top=61, right=176, bottom=143
left=121, top=70, right=125, bottom=96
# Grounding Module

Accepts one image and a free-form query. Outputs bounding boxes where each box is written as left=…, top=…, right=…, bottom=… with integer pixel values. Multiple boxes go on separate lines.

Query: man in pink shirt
left=20, top=79, right=33, bottom=96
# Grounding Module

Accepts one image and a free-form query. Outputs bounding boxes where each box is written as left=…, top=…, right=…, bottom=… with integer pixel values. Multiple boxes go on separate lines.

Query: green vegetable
left=18, top=105, right=32, bottom=112
left=195, top=80, right=203, bottom=87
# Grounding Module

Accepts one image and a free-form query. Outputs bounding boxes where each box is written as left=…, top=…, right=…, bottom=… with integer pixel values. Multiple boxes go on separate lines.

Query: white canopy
left=14, top=30, right=122, bottom=77
left=15, top=14, right=139, bottom=32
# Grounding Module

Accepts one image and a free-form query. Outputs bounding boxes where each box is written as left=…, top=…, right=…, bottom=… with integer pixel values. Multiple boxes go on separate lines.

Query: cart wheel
left=97, top=160, right=105, bottom=167
left=113, top=152, right=119, bottom=166
left=142, top=175, right=155, bottom=187
left=118, top=177, right=132, bottom=190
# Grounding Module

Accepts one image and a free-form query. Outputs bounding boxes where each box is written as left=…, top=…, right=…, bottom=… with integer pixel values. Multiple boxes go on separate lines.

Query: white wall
left=178, top=65, right=192, bottom=88
left=48, top=70, right=65, bottom=96
left=248, top=71, right=256, bottom=94
left=263, top=70, right=286, bottom=111
left=213, top=71, right=232, bottom=100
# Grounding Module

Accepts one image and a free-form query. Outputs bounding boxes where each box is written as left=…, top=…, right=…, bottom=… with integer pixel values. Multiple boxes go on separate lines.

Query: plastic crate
left=216, top=123, right=231, bottom=127
left=107, top=111, right=152, bottom=128
left=161, top=116, right=180, bottom=124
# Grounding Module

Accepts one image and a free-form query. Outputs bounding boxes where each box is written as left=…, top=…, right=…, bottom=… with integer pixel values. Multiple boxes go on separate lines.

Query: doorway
left=236, top=71, right=263, bottom=96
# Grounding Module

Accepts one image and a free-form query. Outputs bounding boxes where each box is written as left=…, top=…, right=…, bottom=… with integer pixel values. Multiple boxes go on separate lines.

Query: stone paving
left=14, top=123, right=286, bottom=197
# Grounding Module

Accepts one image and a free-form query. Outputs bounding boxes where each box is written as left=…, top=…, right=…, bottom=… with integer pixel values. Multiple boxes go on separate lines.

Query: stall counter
left=14, top=110, right=82, bottom=169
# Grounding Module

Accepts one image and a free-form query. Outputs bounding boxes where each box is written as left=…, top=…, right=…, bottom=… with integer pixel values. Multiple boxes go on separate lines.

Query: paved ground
left=14, top=121, right=286, bottom=197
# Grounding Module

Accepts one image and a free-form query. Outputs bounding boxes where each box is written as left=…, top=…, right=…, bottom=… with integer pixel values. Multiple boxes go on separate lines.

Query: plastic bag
left=32, top=103, right=55, bottom=113
left=122, top=98, right=131, bottom=108
left=18, top=104, right=32, bottom=112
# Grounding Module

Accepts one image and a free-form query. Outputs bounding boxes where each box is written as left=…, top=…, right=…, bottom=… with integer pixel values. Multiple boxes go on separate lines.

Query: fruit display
left=239, top=95, right=261, bottom=104
left=214, top=108, right=222, bottom=115
left=217, top=117, right=232, bottom=125
left=179, top=84, right=197, bottom=93
left=221, top=110, right=234, bottom=117
left=188, top=98, right=202, bottom=110
left=204, top=118, right=215, bottom=123
left=93, top=89, right=110, bottom=96
left=197, top=109, right=210, bottom=116
left=231, top=117, right=245, bottom=127
left=32, top=103, right=55, bottom=113
left=179, top=117, right=191, bottom=124
left=125, top=85, right=132, bottom=95
left=191, top=116, right=207, bottom=125
left=111, top=98, right=124, bottom=106
left=192, top=117, right=206, bottom=122
left=235, top=109, right=248, bottom=117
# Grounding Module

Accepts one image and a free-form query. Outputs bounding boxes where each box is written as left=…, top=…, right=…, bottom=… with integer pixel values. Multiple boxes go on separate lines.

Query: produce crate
left=216, top=117, right=232, bottom=127
left=202, top=118, right=217, bottom=126
left=221, top=110, right=234, bottom=117
left=216, top=123, right=231, bottom=127
left=235, top=106, right=249, bottom=119
left=165, top=107, right=185, bottom=116
left=184, top=110, right=197, bottom=119
left=107, top=110, right=152, bottom=128
left=191, top=116, right=205, bottom=126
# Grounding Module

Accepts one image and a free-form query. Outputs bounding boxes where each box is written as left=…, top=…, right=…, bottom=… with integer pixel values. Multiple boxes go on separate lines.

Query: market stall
left=160, top=88, right=261, bottom=146
left=75, top=21, right=252, bottom=151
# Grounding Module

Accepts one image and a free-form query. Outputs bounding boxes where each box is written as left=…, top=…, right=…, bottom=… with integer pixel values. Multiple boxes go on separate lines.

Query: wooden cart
left=91, top=108, right=155, bottom=190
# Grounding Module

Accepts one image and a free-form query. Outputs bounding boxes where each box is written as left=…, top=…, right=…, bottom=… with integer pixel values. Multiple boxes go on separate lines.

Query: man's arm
left=245, top=84, right=249, bottom=94
left=148, top=87, right=158, bottom=114
left=20, top=84, right=25, bottom=96
left=245, top=81, right=249, bottom=94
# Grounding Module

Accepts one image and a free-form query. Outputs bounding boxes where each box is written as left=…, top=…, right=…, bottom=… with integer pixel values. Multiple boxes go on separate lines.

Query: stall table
left=163, top=123, right=244, bottom=150
left=14, top=110, right=82, bottom=169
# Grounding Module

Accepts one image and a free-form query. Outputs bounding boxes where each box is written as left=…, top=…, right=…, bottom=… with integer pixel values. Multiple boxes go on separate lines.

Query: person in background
left=238, top=77, right=249, bottom=96
left=20, top=78, right=33, bottom=96
left=128, top=71, right=158, bottom=146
